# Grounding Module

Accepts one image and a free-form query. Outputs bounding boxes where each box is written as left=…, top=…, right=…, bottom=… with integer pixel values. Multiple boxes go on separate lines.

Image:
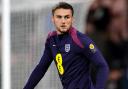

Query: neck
left=56, top=30, right=63, bottom=35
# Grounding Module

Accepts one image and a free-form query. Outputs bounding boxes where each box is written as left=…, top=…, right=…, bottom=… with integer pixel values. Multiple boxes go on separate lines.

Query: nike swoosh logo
left=52, top=44, right=56, bottom=46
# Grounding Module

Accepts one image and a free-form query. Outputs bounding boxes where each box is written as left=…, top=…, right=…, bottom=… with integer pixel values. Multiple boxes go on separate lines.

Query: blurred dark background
left=85, top=0, right=128, bottom=89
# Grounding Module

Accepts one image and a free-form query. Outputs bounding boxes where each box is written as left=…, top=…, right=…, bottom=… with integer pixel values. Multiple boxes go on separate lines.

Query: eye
left=64, top=16, right=70, bottom=19
left=56, top=15, right=62, bottom=19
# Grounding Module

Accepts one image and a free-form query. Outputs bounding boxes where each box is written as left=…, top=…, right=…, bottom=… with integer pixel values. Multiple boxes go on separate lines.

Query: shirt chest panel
left=50, top=36, right=75, bottom=63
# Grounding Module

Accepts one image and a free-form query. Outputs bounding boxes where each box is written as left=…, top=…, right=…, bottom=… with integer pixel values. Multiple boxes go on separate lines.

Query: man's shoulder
left=69, top=28, right=85, bottom=48
left=76, top=31, right=90, bottom=41
left=45, top=31, right=57, bottom=44
left=70, top=27, right=92, bottom=48
left=76, top=31, right=95, bottom=47
left=47, top=31, right=57, bottom=39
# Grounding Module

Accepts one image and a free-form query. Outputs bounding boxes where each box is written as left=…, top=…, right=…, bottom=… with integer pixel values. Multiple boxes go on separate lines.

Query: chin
left=63, top=27, right=70, bottom=31
left=62, top=29, right=69, bottom=32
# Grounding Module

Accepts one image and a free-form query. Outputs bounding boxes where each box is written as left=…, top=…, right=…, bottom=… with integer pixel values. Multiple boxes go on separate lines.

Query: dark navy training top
left=23, top=27, right=109, bottom=89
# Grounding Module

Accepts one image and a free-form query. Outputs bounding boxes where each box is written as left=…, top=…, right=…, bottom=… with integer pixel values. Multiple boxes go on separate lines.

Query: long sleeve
left=81, top=36, right=109, bottom=89
left=23, top=37, right=53, bottom=89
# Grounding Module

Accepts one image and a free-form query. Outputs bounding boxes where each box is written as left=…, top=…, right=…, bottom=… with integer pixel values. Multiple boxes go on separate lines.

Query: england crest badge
left=65, top=44, right=70, bottom=52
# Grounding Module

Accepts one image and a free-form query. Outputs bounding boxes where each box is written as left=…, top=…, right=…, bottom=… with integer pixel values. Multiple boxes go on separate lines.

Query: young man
left=24, top=2, right=109, bottom=89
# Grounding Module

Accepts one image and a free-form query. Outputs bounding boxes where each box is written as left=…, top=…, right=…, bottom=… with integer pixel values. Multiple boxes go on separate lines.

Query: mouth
left=61, top=25, right=66, bottom=27
left=61, top=25, right=67, bottom=29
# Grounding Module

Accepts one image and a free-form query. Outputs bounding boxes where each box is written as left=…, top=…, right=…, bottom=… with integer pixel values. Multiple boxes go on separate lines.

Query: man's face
left=52, top=8, right=74, bottom=34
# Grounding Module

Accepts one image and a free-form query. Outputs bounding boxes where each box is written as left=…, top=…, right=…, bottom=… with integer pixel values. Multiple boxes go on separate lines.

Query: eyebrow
left=56, top=15, right=71, bottom=17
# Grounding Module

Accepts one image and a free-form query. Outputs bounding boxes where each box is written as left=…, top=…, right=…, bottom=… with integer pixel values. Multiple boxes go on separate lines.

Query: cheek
left=54, top=20, right=61, bottom=25
left=67, top=20, right=73, bottom=24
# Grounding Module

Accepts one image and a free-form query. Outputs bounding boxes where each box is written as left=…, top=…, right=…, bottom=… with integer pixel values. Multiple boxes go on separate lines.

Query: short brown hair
left=52, top=2, right=74, bottom=16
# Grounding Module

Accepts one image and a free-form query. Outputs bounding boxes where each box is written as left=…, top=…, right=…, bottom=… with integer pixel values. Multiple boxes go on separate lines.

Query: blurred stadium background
left=11, top=0, right=93, bottom=89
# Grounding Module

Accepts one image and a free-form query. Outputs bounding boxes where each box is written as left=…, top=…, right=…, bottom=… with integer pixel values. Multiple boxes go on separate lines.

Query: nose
left=61, top=17, right=66, bottom=23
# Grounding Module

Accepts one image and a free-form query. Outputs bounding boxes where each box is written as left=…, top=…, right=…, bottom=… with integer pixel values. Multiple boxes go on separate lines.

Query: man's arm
left=23, top=37, right=53, bottom=89
left=81, top=36, right=109, bottom=89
